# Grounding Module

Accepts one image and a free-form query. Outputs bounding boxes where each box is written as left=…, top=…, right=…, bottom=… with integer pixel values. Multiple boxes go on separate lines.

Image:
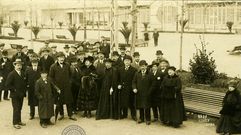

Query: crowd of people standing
left=0, top=39, right=186, bottom=129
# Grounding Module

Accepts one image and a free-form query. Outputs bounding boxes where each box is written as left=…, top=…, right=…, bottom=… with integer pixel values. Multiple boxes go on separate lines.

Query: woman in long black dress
left=96, top=59, right=118, bottom=120
left=216, top=80, right=241, bottom=135
left=77, top=56, right=97, bottom=118
left=160, top=66, right=186, bottom=128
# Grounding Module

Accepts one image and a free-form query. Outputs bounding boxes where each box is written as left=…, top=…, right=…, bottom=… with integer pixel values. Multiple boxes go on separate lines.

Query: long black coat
left=118, top=66, right=137, bottom=108
left=49, top=62, right=73, bottom=104
left=35, top=78, right=54, bottom=119
left=25, top=67, right=41, bottom=106
left=5, top=70, right=27, bottom=98
left=132, top=70, right=152, bottom=109
left=160, top=74, right=186, bottom=125
left=0, top=57, right=13, bottom=90
left=39, top=55, right=55, bottom=73
left=217, top=89, right=241, bottom=134
left=77, top=65, right=97, bottom=111
left=96, top=67, right=118, bottom=119
left=149, top=70, right=164, bottom=107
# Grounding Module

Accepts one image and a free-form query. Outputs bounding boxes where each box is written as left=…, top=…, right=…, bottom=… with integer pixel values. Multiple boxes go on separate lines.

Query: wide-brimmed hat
left=139, top=60, right=148, bottom=66
left=167, top=66, right=176, bottom=71
left=133, top=52, right=140, bottom=57
left=13, top=59, right=24, bottom=65
left=156, top=50, right=163, bottom=55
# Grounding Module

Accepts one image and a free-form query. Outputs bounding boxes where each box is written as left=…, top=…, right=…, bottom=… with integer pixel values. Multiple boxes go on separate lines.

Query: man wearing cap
left=131, top=52, right=141, bottom=71
left=132, top=60, right=152, bottom=125
left=5, top=59, right=27, bottom=129
left=0, top=50, right=13, bottom=101
left=118, top=55, right=137, bottom=120
left=99, top=39, right=110, bottom=58
left=49, top=52, right=77, bottom=121
left=25, top=59, right=41, bottom=120
left=93, top=51, right=106, bottom=102
left=39, top=48, right=55, bottom=73
left=11, top=45, right=30, bottom=71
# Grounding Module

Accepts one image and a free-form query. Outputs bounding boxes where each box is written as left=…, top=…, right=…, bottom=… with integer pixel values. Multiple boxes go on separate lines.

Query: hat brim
left=13, top=62, right=24, bottom=65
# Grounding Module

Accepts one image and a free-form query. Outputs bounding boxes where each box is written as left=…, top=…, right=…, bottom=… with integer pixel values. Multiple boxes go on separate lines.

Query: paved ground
left=0, top=99, right=218, bottom=135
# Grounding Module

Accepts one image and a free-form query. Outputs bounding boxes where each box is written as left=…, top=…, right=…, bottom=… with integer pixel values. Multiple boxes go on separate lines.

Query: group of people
left=0, top=39, right=187, bottom=129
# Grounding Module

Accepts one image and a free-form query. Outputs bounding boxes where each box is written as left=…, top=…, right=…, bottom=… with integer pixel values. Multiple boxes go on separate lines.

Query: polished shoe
left=69, top=116, right=77, bottom=121
left=58, top=115, right=64, bottom=120
left=41, top=124, right=47, bottom=128
left=13, top=125, right=21, bottom=129
left=137, top=120, right=144, bottom=124
left=18, top=122, right=26, bottom=126
left=29, top=116, right=34, bottom=120
left=146, top=121, right=151, bottom=125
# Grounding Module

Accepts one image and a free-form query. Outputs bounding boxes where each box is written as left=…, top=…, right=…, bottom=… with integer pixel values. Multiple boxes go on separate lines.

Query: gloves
left=110, top=87, right=114, bottom=95
left=133, top=89, right=138, bottom=93
left=118, top=85, right=122, bottom=89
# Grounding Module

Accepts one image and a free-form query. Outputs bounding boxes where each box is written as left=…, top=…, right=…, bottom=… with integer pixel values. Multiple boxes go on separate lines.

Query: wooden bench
left=8, top=33, right=15, bottom=36
left=56, top=35, right=67, bottom=39
left=182, top=87, right=225, bottom=118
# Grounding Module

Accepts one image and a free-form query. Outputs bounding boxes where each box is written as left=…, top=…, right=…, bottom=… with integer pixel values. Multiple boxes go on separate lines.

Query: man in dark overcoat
left=39, top=48, right=55, bottom=73
left=118, top=55, right=137, bottom=120
left=49, top=52, right=77, bottom=121
left=132, top=60, right=152, bottom=125
left=0, top=50, right=13, bottom=101
left=35, top=71, right=55, bottom=128
left=5, top=59, right=27, bottom=129
left=25, top=59, right=41, bottom=120
left=11, top=45, right=30, bottom=71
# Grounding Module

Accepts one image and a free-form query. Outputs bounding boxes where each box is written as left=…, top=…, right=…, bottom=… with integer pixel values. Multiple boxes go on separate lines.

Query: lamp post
left=179, top=0, right=184, bottom=71
left=83, top=0, right=87, bottom=41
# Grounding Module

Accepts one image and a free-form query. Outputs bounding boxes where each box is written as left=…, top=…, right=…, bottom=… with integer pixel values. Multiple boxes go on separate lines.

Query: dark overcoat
left=39, top=55, right=55, bottom=73
left=25, top=66, right=41, bottom=106
left=5, top=70, right=27, bottom=98
left=118, top=66, right=137, bottom=108
left=0, top=57, right=13, bottom=90
left=132, top=70, right=152, bottom=109
left=35, top=78, right=54, bottom=119
left=49, top=62, right=73, bottom=104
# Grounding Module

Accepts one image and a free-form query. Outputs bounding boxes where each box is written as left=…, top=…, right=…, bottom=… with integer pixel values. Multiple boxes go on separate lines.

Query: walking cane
left=110, top=88, right=113, bottom=118
left=134, top=93, right=138, bottom=124
left=118, top=88, right=121, bottom=119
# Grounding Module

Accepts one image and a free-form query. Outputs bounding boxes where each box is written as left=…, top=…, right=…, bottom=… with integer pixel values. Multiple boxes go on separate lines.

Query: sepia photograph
left=0, top=0, right=241, bottom=135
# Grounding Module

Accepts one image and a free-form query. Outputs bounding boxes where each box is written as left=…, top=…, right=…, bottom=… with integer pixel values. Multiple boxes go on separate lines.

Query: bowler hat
left=104, top=58, right=113, bottom=63
left=156, top=50, right=163, bottom=55
left=139, top=60, right=148, bottom=66
left=16, top=45, right=23, bottom=49
left=84, top=56, right=94, bottom=63
left=112, top=51, right=119, bottom=56
left=31, top=59, right=39, bottom=63
left=119, top=46, right=126, bottom=50
left=44, top=40, right=50, bottom=44
left=69, top=57, right=77, bottom=63
left=151, top=61, right=159, bottom=67
left=133, top=52, right=140, bottom=57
